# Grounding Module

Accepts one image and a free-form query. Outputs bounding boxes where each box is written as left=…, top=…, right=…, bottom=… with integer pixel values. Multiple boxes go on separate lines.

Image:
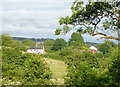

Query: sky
left=0, top=0, right=118, bottom=44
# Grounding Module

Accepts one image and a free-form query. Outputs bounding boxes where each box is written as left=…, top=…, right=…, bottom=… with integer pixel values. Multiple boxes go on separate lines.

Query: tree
left=43, top=39, right=54, bottom=47
left=1, top=33, right=14, bottom=46
left=64, top=52, right=100, bottom=86
left=68, top=32, right=86, bottom=47
left=22, top=39, right=35, bottom=46
left=59, top=47, right=74, bottom=57
left=51, top=39, right=67, bottom=51
left=97, top=40, right=117, bottom=54
left=55, top=1, right=120, bottom=41
left=1, top=33, right=28, bottom=51
left=2, top=47, right=52, bottom=85
left=106, top=47, right=120, bottom=86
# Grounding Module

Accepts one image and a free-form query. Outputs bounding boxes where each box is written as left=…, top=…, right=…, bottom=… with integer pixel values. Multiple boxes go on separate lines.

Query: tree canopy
left=22, top=39, right=35, bottom=46
left=2, top=45, right=52, bottom=85
left=68, top=32, right=86, bottom=47
left=1, top=33, right=14, bottom=46
left=43, top=39, right=54, bottom=47
left=97, top=40, right=117, bottom=54
left=55, top=1, right=120, bottom=41
left=51, top=38, right=67, bottom=51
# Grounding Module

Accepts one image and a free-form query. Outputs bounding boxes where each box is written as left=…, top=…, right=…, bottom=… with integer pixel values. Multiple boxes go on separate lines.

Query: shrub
left=64, top=52, right=100, bottom=86
left=51, top=39, right=67, bottom=51
left=107, top=47, right=120, bottom=86
left=59, top=48, right=74, bottom=57
left=104, top=53, right=111, bottom=58
left=95, top=52, right=103, bottom=58
left=2, top=47, right=52, bottom=85
left=64, top=47, right=119, bottom=86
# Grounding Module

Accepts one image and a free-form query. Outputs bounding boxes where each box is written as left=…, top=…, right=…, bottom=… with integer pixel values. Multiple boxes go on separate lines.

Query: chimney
left=36, top=42, right=38, bottom=47
left=93, top=49, right=95, bottom=54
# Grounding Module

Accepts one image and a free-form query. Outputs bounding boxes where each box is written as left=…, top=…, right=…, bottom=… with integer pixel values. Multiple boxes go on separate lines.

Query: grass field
left=43, top=58, right=67, bottom=85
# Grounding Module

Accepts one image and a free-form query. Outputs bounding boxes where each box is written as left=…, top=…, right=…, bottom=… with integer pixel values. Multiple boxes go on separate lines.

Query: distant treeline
left=12, top=37, right=55, bottom=42
left=85, top=42, right=98, bottom=47
left=12, top=36, right=99, bottom=47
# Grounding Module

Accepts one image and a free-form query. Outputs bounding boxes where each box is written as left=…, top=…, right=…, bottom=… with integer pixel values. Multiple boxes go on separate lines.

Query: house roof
left=90, top=46, right=97, bottom=50
left=30, top=46, right=44, bottom=49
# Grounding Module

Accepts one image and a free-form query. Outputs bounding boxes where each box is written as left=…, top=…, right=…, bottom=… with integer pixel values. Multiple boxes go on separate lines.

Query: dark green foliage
left=2, top=47, right=52, bottom=85
left=97, top=43, right=109, bottom=54
left=64, top=52, right=100, bottom=86
left=44, top=47, right=56, bottom=53
left=52, top=38, right=67, bottom=51
left=1, top=33, right=28, bottom=52
left=11, top=41, right=28, bottom=52
left=104, top=53, right=111, bottom=58
left=106, top=47, right=120, bottom=86
left=64, top=43, right=119, bottom=86
left=97, top=40, right=117, bottom=54
left=1, top=33, right=14, bottom=46
left=43, top=39, right=54, bottom=47
left=59, top=48, right=74, bottom=57
left=55, top=2, right=119, bottom=41
left=19, top=54, right=52, bottom=85
left=21, top=39, right=35, bottom=46
left=108, top=57, right=120, bottom=86
left=68, top=32, right=86, bottom=48
left=1, top=33, right=52, bottom=85
left=12, top=36, right=55, bottom=42
left=95, top=52, right=103, bottom=58
left=65, top=52, right=99, bottom=69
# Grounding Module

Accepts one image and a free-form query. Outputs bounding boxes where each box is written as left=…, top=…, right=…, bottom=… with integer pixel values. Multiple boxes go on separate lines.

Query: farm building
left=27, top=42, right=46, bottom=54
left=89, top=46, right=98, bottom=54
left=80, top=46, right=98, bottom=54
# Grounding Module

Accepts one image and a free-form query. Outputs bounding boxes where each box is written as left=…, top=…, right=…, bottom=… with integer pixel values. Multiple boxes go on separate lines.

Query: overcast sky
left=0, top=0, right=118, bottom=44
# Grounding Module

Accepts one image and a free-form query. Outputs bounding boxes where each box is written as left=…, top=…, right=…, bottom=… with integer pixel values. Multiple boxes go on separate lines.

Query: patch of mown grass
left=41, top=53, right=65, bottom=61
left=43, top=58, right=67, bottom=85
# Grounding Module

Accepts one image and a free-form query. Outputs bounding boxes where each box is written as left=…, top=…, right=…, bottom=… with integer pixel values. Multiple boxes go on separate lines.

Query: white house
left=27, top=43, right=45, bottom=54
left=90, top=46, right=97, bottom=51
left=90, top=46, right=98, bottom=54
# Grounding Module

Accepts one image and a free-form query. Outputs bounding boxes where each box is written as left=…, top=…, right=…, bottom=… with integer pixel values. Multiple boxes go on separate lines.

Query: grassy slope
left=43, top=58, right=67, bottom=85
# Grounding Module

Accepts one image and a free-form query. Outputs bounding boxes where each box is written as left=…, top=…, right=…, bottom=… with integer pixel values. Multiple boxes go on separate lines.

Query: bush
left=44, top=47, right=56, bottom=53
left=59, top=48, right=74, bottom=57
left=107, top=57, right=120, bottom=86
left=2, top=47, right=52, bottom=85
left=51, top=38, right=67, bottom=51
left=64, top=52, right=100, bottom=86
left=97, top=40, right=117, bottom=54
left=64, top=47, right=119, bottom=86
left=21, top=39, right=35, bottom=46
left=107, top=47, right=120, bottom=86
left=95, top=52, right=103, bottom=58
left=104, top=53, right=111, bottom=58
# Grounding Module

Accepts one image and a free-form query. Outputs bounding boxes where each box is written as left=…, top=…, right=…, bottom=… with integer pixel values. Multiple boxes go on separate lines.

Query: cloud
left=1, top=0, right=74, bottom=3
left=1, top=1, right=73, bottom=40
left=1, top=0, right=118, bottom=44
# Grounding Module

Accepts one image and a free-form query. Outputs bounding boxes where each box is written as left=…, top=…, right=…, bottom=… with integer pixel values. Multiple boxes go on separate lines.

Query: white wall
left=27, top=49, right=44, bottom=54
